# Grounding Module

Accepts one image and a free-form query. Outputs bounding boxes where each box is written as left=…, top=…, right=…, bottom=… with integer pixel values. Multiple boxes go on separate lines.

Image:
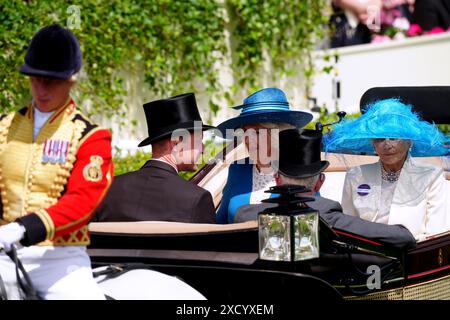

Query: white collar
left=32, top=101, right=55, bottom=141
left=152, top=158, right=179, bottom=173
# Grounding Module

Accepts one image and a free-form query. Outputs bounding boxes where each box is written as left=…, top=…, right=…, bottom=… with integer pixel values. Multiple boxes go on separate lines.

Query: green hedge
left=113, top=140, right=224, bottom=179
left=0, top=0, right=329, bottom=119
left=113, top=151, right=203, bottom=180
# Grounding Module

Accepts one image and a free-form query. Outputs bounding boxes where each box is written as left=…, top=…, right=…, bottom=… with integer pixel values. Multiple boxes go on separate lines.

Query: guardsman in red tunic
left=0, top=24, right=113, bottom=299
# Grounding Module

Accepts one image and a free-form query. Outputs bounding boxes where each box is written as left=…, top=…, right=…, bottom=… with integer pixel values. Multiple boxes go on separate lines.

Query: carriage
left=89, top=86, right=449, bottom=300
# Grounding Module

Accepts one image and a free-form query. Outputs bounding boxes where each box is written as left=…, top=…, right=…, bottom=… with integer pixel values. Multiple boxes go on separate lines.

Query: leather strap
left=5, top=246, right=41, bottom=300
left=0, top=273, right=7, bottom=300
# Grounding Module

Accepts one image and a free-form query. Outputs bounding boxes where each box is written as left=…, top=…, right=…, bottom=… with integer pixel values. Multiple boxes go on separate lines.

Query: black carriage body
left=89, top=86, right=450, bottom=300
left=87, top=221, right=450, bottom=300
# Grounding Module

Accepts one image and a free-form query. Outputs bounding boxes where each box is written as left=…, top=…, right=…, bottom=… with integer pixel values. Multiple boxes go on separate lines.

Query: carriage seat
left=89, top=220, right=257, bottom=235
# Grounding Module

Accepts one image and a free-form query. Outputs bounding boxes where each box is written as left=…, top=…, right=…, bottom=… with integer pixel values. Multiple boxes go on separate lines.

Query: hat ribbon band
left=238, top=102, right=290, bottom=115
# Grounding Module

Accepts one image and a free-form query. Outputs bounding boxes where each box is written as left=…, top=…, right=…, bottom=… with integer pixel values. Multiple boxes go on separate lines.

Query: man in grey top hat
left=234, top=128, right=416, bottom=250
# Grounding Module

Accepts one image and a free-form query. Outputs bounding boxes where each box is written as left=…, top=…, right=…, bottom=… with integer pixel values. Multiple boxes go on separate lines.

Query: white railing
left=311, top=32, right=450, bottom=114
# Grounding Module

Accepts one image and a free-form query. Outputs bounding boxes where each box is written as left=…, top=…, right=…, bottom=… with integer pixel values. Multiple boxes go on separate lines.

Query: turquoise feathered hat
left=323, top=99, right=449, bottom=157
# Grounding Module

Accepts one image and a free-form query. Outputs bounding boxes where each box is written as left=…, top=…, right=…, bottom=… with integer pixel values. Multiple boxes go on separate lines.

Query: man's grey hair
left=278, top=173, right=320, bottom=190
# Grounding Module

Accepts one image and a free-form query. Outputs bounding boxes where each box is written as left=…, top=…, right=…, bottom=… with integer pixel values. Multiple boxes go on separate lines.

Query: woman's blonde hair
left=256, top=122, right=295, bottom=131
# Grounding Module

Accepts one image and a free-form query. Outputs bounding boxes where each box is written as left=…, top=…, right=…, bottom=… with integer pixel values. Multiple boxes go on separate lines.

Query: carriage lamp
left=258, top=185, right=320, bottom=262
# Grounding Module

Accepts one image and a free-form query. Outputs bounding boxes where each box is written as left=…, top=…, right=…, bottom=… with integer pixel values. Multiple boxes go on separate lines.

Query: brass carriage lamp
left=258, top=185, right=320, bottom=262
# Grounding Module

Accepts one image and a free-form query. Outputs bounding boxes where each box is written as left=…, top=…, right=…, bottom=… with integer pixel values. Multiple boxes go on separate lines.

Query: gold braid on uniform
left=45, top=115, right=85, bottom=206
left=49, top=114, right=96, bottom=246
left=0, top=113, right=14, bottom=224
left=37, top=109, right=86, bottom=246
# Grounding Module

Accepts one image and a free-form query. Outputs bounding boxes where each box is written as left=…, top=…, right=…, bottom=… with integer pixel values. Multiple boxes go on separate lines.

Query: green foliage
left=0, top=0, right=330, bottom=119
left=304, top=108, right=361, bottom=131
left=113, top=139, right=225, bottom=179
left=113, top=149, right=149, bottom=176
left=0, top=1, right=56, bottom=112
left=437, top=124, right=450, bottom=135
left=0, top=0, right=225, bottom=119
left=228, top=0, right=329, bottom=91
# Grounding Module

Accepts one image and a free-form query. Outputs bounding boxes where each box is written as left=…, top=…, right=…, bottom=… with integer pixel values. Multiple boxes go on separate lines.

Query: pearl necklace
left=381, top=166, right=401, bottom=183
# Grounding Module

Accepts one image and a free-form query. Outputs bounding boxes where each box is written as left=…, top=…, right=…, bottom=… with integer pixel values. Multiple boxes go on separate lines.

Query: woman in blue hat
left=215, top=88, right=312, bottom=224
left=324, top=99, right=449, bottom=240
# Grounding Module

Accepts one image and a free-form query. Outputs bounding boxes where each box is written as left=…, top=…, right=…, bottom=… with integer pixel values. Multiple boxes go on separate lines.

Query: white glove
left=0, top=222, right=26, bottom=252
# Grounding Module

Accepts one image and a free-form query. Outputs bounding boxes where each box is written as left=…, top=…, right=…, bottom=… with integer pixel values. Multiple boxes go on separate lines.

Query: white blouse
left=249, top=165, right=276, bottom=204
left=376, top=179, right=398, bottom=224
left=341, top=157, right=448, bottom=240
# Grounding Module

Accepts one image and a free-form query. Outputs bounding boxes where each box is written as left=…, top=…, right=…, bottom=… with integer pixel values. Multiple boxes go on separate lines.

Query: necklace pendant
left=381, top=167, right=400, bottom=183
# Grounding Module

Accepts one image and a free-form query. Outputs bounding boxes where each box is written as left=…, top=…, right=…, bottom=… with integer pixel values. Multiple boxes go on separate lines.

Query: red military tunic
left=0, top=99, right=113, bottom=246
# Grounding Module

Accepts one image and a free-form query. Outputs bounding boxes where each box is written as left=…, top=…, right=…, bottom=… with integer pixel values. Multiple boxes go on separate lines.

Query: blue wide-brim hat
left=216, top=88, right=312, bottom=137
left=323, top=99, right=449, bottom=157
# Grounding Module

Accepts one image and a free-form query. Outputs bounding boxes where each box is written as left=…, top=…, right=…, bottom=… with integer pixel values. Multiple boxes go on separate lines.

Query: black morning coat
left=93, top=160, right=216, bottom=223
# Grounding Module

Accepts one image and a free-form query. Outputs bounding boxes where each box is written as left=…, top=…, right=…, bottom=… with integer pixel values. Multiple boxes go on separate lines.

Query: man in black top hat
left=94, top=93, right=217, bottom=223
left=234, top=129, right=416, bottom=249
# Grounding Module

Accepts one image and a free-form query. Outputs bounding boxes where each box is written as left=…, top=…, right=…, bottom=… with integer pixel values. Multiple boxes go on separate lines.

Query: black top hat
left=20, top=24, right=82, bottom=79
left=138, top=93, right=215, bottom=147
left=278, top=129, right=329, bottom=178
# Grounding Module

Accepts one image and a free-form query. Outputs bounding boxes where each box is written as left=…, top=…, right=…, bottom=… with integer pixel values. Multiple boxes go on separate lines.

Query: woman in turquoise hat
left=324, top=98, right=449, bottom=240
left=215, top=88, right=312, bottom=224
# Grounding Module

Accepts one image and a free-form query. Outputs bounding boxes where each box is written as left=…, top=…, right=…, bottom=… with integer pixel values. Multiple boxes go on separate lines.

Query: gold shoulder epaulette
left=71, top=112, right=100, bottom=140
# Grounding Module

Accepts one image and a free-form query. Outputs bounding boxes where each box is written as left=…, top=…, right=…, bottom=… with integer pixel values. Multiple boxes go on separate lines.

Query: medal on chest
left=42, top=139, right=70, bottom=164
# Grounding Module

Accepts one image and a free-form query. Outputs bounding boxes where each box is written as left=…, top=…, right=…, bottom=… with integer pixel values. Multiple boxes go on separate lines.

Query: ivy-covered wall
left=0, top=0, right=329, bottom=119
